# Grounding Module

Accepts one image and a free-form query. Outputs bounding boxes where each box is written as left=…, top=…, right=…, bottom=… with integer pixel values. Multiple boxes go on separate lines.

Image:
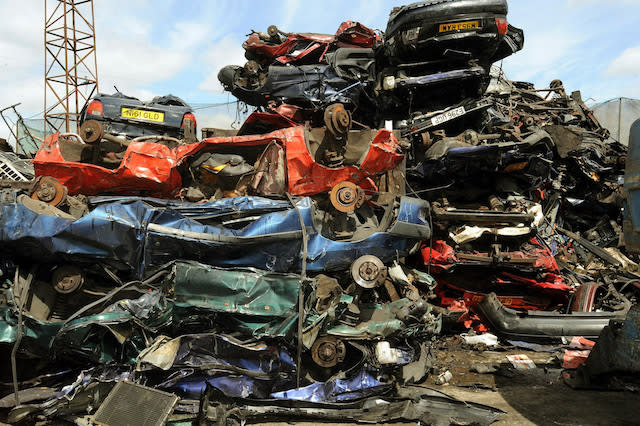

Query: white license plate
left=430, top=106, right=466, bottom=126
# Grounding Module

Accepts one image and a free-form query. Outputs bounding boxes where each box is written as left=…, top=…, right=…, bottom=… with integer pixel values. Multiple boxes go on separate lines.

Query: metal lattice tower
left=44, top=0, right=99, bottom=135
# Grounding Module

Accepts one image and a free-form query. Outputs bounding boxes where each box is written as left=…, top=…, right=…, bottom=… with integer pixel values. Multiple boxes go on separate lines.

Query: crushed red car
left=32, top=126, right=404, bottom=198
left=421, top=239, right=572, bottom=311
left=242, top=21, right=379, bottom=66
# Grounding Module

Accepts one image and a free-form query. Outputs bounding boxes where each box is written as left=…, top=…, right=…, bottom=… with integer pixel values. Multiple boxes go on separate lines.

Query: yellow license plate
left=439, top=21, right=480, bottom=32
left=121, top=108, right=165, bottom=123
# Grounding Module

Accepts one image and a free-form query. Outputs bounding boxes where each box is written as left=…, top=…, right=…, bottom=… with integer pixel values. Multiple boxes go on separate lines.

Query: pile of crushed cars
left=0, top=0, right=637, bottom=424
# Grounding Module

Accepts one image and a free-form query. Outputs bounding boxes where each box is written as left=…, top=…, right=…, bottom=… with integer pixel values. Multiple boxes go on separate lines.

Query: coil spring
left=50, top=295, right=72, bottom=320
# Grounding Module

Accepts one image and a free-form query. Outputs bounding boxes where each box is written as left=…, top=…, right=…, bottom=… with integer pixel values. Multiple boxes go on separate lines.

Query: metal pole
left=44, top=0, right=99, bottom=135
left=618, top=97, right=623, bottom=143
left=91, top=0, right=99, bottom=94
left=63, top=0, right=70, bottom=132
left=43, top=0, right=47, bottom=138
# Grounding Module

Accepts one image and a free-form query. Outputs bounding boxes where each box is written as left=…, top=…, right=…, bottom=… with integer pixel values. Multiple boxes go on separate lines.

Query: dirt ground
left=261, top=338, right=639, bottom=426
left=426, top=339, right=640, bottom=425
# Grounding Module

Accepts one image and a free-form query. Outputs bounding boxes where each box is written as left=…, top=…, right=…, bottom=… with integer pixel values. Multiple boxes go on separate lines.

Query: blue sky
left=0, top=0, right=638, bottom=137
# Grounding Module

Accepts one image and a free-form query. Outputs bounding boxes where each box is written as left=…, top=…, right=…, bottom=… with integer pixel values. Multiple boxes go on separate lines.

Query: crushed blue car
left=0, top=194, right=430, bottom=276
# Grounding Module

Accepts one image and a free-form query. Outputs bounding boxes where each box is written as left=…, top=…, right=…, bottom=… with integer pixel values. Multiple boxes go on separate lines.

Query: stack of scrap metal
left=0, top=0, right=635, bottom=424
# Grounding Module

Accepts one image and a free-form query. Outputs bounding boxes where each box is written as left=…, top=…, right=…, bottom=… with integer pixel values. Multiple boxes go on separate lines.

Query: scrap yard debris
left=0, top=0, right=638, bottom=424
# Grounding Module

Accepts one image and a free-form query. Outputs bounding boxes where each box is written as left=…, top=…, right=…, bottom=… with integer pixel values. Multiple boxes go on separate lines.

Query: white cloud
left=567, top=0, right=639, bottom=6
left=0, top=0, right=217, bottom=142
left=281, top=0, right=301, bottom=30
left=168, top=23, right=211, bottom=50
left=501, top=32, right=583, bottom=89
left=98, top=39, right=190, bottom=94
left=197, top=112, right=237, bottom=130
left=567, top=0, right=601, bottom=6
left=198, top=36, right=247, bottom=95
left=352, top=0, right=387, bottom=30
left=0, top=3, right=42, bottom=105
left=0, top=2, right=44, bottom=143
left=605, top=46, right=640, bottom=77
left=96, top=16, right=211, bottom=95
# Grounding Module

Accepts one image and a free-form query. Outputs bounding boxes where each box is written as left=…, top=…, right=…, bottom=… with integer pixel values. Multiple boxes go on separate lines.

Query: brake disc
left=52, top=265, right=84, bottom=294
left=329, top=181, right=365, bottom=213
left=267, top=25, right=279, bottom=38
left=311, top=336, right=346, bottom=368
left=324, top=103, right=351, bottom=137
left=79, top=119, right=104, bottom=144
left=351, top=255, right=387, bottom=289
left=31, top=176, right=67, bottom=206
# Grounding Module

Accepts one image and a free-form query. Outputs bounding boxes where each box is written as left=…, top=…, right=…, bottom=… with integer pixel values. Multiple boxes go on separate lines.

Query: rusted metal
left=311, top=336, right=346, bottom=368
left=78, top=119, right=103, bottom=144
left=557, top=227, right=623, bottom=266
left=30, top=176, right=67, bottom=206
left=51, top=265, right=84, bottom=294
left=267, top=25, right=280, bottom=38
left=351, top=255, right=387, bottom=289
left=324, top=103, right=352, bottom=137
left=488, top=195, right=505, bottom=212
left=183, top=119, right=196, bottom=143
left=244, top=60, right=260, bottom=76
left=384, top=279, right=401, bottom=301
left=432, top=206, right=535, bottom=224
left=329, top=181, right=364, bottom=213
left=44, top=0, right=99, bottom=135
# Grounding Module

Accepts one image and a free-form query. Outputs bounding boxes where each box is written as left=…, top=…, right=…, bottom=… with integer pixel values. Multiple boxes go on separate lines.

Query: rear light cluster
left=495, top=17, right=508, bottom=35
left=181, top=112, right=197, bottom=130
left=87, top=100, right=103, bottom=117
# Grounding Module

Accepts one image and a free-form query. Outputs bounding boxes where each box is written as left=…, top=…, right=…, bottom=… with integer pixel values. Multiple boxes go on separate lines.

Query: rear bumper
left=473, top=293, right=626, bottom=340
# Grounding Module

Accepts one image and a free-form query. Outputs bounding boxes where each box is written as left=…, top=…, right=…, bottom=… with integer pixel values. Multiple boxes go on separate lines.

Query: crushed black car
left=80, top=92, right=197, bottom=140
left=218, top=0, right=524, bottom=126
left=383, top=0, right=524, bottom=72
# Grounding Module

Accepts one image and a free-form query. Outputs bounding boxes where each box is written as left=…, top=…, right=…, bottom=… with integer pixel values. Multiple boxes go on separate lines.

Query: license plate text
left=121, top=108, right=165, bottom=123
left=431, top=106, right=466, bottom=126
left=439, top=21, right=480, bottom=32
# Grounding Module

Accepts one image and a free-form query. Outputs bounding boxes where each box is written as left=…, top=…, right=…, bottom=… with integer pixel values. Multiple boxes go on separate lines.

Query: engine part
left=79, top=119, right=104, bottom=144
left=244, top=60, right=260, bottom=76
left=51, top=265, right=84, bottom=294
left=93, top=381, right=178, bottom=426
left=351, top=255, right=387, bottom=289
left=324, top=103, right=352, bottom=137
left=329, top=181, right=365, bottom=213
left=30, top=176, right=67, bottom=206
left=311, top=336, right=346, bottom=368
left=267, top=24, right=279, bottom=38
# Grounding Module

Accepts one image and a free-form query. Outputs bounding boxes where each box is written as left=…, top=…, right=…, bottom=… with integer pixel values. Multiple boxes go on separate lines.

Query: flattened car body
left=219, top=63, right=369, bottom=109
left=242, top=21, right=378, bottom=66
left=0, top=195, right=430, bottom=274
left=32, top=126, right=404, bottom=197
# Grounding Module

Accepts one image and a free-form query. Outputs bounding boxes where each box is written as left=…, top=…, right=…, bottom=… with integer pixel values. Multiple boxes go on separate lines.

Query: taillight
left=495, top=17, right=508, bottom=35
left=181, top=112, right=196, bottom=130
left=87, top=100, right=103, bottom=117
